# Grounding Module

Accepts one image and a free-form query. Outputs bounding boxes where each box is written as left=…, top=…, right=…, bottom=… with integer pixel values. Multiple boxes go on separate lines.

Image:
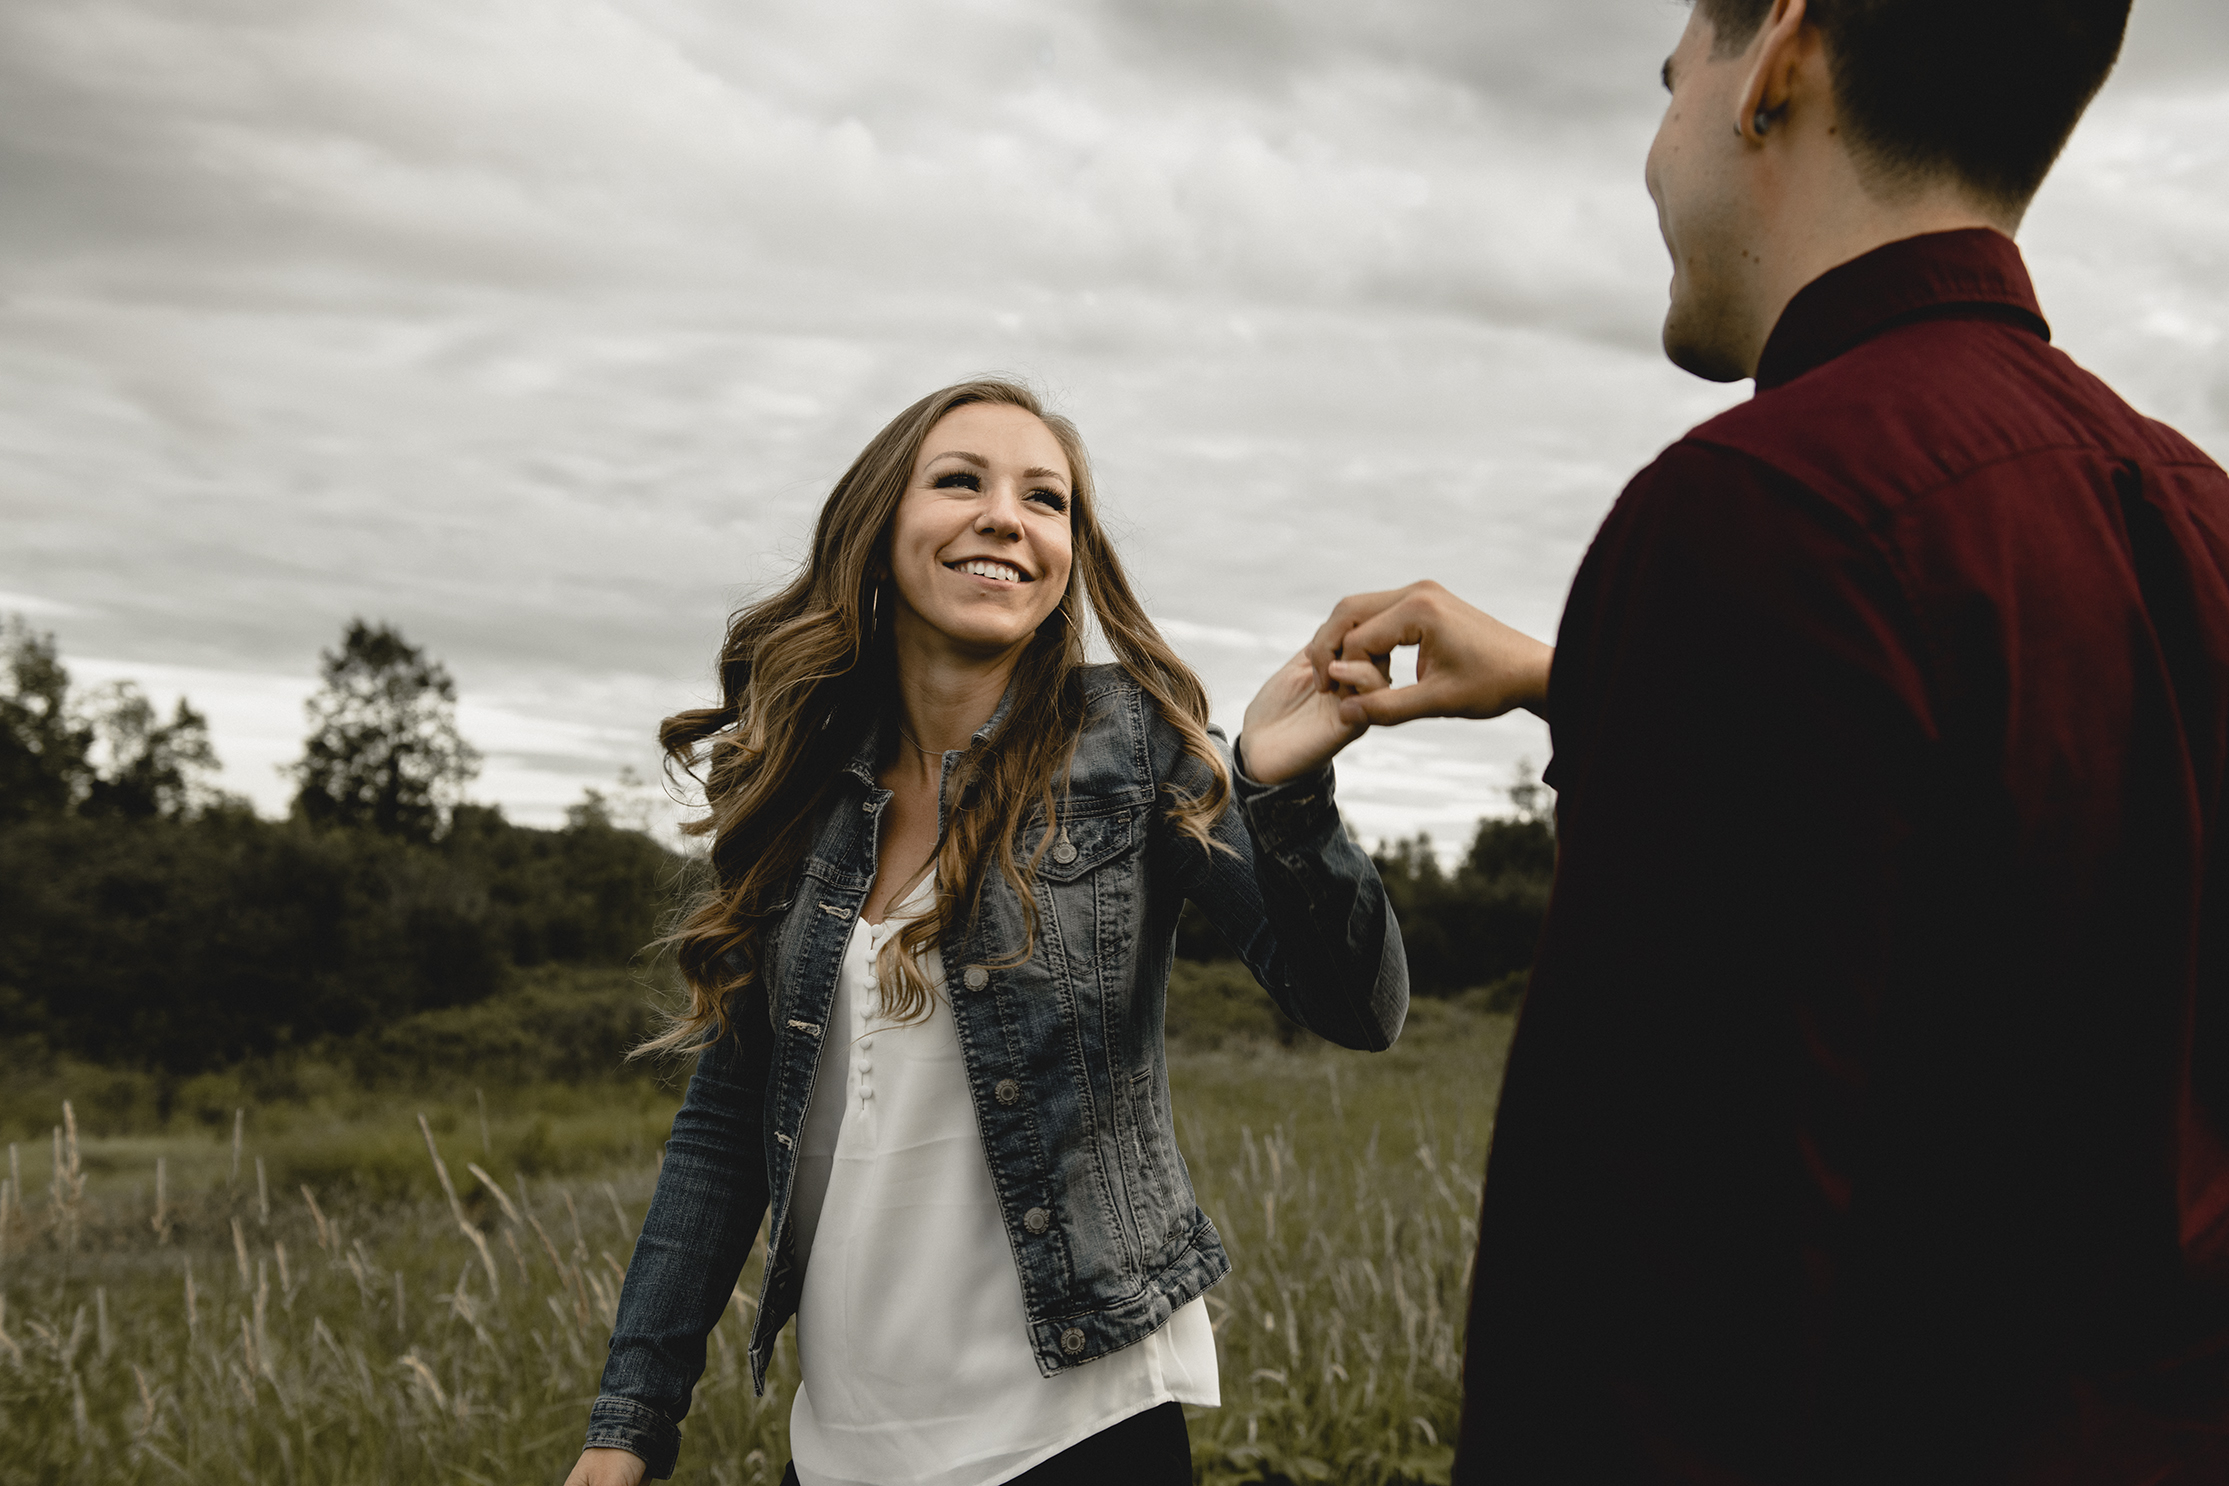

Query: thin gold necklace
left=897, top=725, right=950, bottom=758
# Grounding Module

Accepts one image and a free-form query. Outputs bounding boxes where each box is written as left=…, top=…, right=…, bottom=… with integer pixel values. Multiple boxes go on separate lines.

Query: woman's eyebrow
left=924, top=450, right=1069, bottom=487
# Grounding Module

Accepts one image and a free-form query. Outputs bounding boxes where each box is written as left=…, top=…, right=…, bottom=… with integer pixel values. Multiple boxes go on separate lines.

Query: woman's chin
left=906, top=616, right=1047, bottom=664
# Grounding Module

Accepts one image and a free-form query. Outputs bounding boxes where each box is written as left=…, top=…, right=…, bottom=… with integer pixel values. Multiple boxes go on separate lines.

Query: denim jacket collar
left=840, top=668, right=1023, bottom=834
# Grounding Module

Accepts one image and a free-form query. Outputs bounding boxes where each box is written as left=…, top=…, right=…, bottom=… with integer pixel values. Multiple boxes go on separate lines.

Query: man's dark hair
left=1695, top=0, right=2131, bottom=209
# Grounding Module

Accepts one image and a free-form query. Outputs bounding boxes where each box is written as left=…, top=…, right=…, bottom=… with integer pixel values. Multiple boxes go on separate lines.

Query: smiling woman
left=560, top=379, right=1409, bottom=1486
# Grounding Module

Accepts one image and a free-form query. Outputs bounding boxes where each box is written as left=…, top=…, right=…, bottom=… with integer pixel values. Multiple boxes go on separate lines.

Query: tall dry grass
left=0, top=998, right=1510, bottom=1485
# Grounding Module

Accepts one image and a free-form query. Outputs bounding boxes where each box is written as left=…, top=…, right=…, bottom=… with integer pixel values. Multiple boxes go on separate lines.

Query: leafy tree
left=0, top=617, right=93, bottom=823
left=291, top=620, right=481, bottom=841
left=78, top=682, right=220, bottom=820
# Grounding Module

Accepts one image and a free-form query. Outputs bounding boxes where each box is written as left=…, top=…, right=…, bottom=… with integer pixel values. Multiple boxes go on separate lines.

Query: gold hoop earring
left=870, top=583, right=882, bottom=635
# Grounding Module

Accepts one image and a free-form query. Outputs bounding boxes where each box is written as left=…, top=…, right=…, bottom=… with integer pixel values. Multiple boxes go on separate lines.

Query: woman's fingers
left=1324, top=658, right=1392, bottom=694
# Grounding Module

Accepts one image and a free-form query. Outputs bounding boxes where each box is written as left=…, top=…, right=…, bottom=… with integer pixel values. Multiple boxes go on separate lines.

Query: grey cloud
left=0, top=0, right=2221, bottom=839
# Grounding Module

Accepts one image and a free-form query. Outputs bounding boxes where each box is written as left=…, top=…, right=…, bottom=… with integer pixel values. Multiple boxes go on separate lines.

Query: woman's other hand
left=1303, top=580, right=1553, bottom=725
left=564, top=1448, right=648, bottom=1486
left=1239, top=648, right=1392, bottom=785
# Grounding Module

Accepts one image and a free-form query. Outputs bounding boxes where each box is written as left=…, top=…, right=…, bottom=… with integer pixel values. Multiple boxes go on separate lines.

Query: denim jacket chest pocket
left=1016, top=798, right=1149, bottom=980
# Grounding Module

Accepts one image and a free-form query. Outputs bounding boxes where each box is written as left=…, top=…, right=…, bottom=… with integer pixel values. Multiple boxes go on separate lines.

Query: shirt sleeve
left=1460, top=437, right=1941, bottom=1476
left=1147, top=716, right=1408, bottom=1051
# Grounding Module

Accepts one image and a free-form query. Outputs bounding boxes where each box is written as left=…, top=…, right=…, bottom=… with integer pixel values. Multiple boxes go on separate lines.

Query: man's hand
left=1304, top=580, right=1554, bottom=726
left=563, top=1448, right=647, bottom=1486
left=1239, top=648, right=1393, bottom=785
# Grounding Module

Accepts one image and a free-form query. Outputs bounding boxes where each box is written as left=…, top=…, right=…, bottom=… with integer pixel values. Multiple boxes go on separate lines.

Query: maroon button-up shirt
left=1455, top=230, right=2229, bottom=1484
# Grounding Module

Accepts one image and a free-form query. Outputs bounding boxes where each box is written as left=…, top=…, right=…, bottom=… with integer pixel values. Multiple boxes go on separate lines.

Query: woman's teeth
left=953, top=560, right=1027, bottom=582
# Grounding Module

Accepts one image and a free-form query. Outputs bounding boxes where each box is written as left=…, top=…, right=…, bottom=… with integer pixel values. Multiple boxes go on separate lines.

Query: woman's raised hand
left=1238, top=647, right=1393, bottom=786
left=563, top=1448, right=647, bottom=1486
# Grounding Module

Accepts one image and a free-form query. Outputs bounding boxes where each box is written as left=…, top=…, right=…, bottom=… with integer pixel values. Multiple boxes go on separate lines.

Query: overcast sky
left=3, top=0, right=2225, bottom=850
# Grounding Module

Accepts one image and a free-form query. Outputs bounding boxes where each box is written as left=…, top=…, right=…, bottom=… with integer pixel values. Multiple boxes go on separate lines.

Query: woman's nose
left=976, top=483, right=1026, bottom=536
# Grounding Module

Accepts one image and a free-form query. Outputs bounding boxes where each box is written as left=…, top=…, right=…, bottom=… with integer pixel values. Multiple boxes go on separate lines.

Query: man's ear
left=1736, top=0, right=1814, bottom=145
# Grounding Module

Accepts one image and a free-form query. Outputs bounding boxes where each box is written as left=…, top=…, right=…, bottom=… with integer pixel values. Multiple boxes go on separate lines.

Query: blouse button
left=1060, top=1327, right=1085, bottom=1356
left=994, top=1079, right=1021, bottom=1107
left=1024, top=1206, right=1050, bottom=1235
left=1051, top=839, right=1077, bottom=865
left=963, top=966, right=990, bottom=991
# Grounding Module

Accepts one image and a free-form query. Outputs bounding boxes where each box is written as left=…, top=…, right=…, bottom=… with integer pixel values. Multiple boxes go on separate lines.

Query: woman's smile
left=945, top=557, right=1033, bottom=586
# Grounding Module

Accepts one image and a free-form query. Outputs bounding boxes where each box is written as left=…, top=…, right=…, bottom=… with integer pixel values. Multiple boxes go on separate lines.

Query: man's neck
left=1734, top=154, right=2014, bottom=379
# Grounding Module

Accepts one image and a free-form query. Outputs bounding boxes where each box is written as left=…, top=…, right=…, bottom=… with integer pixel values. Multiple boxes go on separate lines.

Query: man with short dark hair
left=1305, top=1, right=2229, bottom=1479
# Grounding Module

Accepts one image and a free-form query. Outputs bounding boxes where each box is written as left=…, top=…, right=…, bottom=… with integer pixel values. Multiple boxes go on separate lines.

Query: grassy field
left=0, top=968, right=1514, bottom=1486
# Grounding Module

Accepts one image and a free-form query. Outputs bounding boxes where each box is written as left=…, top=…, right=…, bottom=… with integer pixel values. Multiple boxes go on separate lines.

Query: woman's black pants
left=776, top=1399, right=1191, bottom=1485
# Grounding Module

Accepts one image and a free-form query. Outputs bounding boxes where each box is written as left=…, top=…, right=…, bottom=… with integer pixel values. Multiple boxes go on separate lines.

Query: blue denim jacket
left=583, top=665, right=1408, bottom=1477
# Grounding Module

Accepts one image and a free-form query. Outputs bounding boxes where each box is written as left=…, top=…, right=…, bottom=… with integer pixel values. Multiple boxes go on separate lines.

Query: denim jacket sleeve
left=1153, top=717, right=1409, bottom=1050
left=583, top=999, right=774, bottom=1479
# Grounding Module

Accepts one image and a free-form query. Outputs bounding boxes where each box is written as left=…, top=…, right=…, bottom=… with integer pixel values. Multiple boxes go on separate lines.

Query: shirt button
left=1060, top=1327, right=1085, bottom=1356
left=1051, top=839, right=1077, bottom=865
left=963, top=966, right=989, bottom=991
left=995, top=1079, right=1021, bottom=1106
left=1024, top=1206, right=1050, bottom=1234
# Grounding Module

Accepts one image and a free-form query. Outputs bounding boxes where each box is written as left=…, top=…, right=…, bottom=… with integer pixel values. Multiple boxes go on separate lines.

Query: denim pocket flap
left=1029, top=805, right=1139, bottom=883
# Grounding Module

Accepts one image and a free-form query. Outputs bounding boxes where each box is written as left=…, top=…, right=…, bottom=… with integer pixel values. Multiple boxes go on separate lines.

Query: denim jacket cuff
left=1230, top=741, right=1339, bottom=852
left=584, top=1394, right=680, bottom=1481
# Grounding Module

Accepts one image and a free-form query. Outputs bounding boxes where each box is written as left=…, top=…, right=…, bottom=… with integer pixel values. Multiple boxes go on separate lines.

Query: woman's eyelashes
left=929, top=469, right=1068, bottom=513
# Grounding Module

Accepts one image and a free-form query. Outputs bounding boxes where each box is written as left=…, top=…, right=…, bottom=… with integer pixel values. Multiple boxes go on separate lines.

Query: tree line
left=1182, top=768, right=1554, bottom=1005
left=0, top=617, right=680, bottom=1077
left=1, top=615, right=1551, bottom=1083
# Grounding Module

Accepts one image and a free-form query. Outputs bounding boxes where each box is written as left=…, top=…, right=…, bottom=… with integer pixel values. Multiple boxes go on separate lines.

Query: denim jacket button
left=963, top=966, right=990, bottom=991
left=1051, top=839, right=1077, bottom=865
left=1024, top=1206, right=1050, bottom=1235
left=1060, top=1327, right=1085, bottom=1356
left=995, top=1079, right=1021, bottom=1106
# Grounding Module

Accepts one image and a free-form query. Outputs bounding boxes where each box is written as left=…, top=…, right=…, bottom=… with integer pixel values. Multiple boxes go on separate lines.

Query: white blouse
left=786, top=878, right=1219, bottom=1486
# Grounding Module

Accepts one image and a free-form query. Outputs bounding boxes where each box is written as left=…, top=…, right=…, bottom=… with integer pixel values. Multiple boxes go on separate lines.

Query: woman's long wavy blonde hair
left=645, top=379, right=1230, bottom=1051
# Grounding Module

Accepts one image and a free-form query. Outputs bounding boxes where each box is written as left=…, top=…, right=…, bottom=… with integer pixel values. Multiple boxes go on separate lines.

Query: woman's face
left=884, top=402, right=1075, bottom=660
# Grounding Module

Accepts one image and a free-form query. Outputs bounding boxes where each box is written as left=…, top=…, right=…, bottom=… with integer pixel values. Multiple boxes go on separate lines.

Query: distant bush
left=1165, top=958, right=1315, bottom=1048
left=340, top=965, right=673, bottom=1089
left=0, top=808, right=680, bottom=1076
left=1172, top=789, right=1557, bottom=1002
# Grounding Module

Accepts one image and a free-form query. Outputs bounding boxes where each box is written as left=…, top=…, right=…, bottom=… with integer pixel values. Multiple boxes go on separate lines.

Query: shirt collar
left=1753, top=227, right=2050, bottom=391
